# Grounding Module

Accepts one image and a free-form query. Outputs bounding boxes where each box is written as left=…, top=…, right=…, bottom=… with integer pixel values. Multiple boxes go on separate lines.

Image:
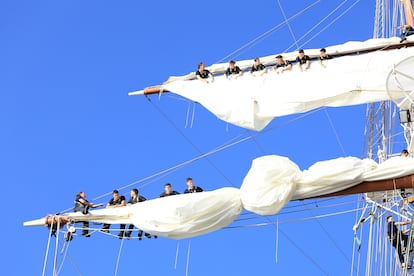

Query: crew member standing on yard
left=73, top=191, right=101, bottom=237
left=225, top=60, right=243, bottom=79
left=125, top=188, right=152, bottom=240
left=196, top=62, right=214, bottom=83
left=296, top=49, right=311, bottom=71
left=101, top=190, right=127, bottom=239
left=387, top=215, right=411, bottom=267
left=184, top=177, right=203, bottom=193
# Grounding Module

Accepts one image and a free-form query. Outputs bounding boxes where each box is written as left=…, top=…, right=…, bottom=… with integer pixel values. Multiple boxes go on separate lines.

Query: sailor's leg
left=82, top=221, right=90, bottom=237
left=101, top=223, right=110, bottom=233
left=125, top=224, right=134, bottom=239
left=118, top=224, right=126, bottom=239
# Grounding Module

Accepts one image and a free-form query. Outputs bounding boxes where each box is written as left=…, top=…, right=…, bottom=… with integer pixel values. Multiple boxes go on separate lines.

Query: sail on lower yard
left=24, top=156, right=414, bottom=240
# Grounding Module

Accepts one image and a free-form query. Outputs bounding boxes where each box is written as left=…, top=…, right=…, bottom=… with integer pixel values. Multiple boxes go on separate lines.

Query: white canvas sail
left=24, top=156, right=414, bottom=239
left=152, top=37, right=414, bottom=131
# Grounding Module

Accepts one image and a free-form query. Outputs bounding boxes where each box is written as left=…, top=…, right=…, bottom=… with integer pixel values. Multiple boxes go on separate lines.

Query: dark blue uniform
left=184, top=186, right=204, bottom=193
left=296, top=55, right=310, bottom=65
left=73, top=194, right=91, bottom=236
left=102, top=195, right=126, bottom=238
left=275, top=60, right=292, bottom=68
left=159, top=191, right=180, bottom=197
left=319, top=54, right=332, bottom=61
left=400, top=26, right=414, bottom=42
left=126, top=195, right=148, bottom=239
left=225, top=66, right=242, bottom=77
left=250, top=63, right=266, bottom=73
left=387, top=221, right=409, bottom=263
left=196, top=69, right=211, bottom=79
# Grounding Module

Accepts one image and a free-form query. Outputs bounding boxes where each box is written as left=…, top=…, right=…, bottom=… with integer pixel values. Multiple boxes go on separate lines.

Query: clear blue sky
left=3, top=0, right=403, bottom=275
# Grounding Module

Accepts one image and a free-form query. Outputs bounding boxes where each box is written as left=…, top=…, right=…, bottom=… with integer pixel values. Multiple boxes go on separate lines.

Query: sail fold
left=24, top=156, right=414, bottom=239
left=162, top=39, right=414, bottom=131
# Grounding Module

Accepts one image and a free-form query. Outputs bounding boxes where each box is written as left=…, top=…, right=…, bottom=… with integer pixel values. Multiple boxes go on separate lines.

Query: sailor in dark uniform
left=184, top=177, right=203, bottom=193
left=225, top=60, right=243, bottom=79
left=73, top=191, right=98, bottom=237
left=159, top=183, right=180, bottom=197
left=386, top=215, right=411, bottom=267
left=250, top=57, right=267, bottom=76
left=273, top=55, right=292, bottom=74
left=318, top=48, right=332, bottom=68
left=196, top=62, right=214, bottom=83
left=295, top=49, right=311, bottom=71
left=400, top=24, right=414, bottom=43
left=101, top=190, right=126, bottom=239
left=125, top=188, right=152, bottom=240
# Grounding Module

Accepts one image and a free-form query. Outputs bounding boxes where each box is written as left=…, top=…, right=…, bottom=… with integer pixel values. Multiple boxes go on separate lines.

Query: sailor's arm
left=395, top=221, right=411, bottom=226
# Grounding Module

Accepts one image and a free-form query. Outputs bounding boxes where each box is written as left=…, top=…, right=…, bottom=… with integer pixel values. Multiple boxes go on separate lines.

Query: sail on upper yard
left=130, top=37, right=414, bottom=131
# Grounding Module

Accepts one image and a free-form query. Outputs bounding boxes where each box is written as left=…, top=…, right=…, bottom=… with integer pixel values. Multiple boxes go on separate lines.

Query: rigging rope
left=53, top=218, right=61, bottom=276
left=52, top=104, right=325, bottom=215
left=215, top=1, right=321, bottom=63
left=301, top=201, right=351, bottom=263
left=113, top=238, right=125, bottom=276
left=174, top=241, right=180, bottom=269
left=56, top=238, right=71, bottom=275
left=279, top=228, right=330, bottom=275
left=276, top=0, right=299, bottom=49
left=275, top=216, right=279, bottom=263
left=42, top=217, right=55, bottom=276
left=226, top=206, right=364, bottom=229
left=286, top=0, right=358, bottom=51
left=186, top=240, right=191, bottom=276
left=323, top=109, right=347, bottom=156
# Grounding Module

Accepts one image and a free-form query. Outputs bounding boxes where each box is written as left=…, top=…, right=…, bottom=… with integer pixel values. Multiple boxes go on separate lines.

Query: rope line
left=185, top=240, right=191, bottom=276
left=113, top=238, right=125, bottom=276
left=42, top=218, right=55, bottom=276
left=215, top=1, right=321, bottom=63
left=225, top=206, right=364, bottom=229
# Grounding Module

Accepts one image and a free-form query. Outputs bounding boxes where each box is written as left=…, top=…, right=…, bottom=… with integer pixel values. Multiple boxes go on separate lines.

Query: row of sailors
left=196, top=48, right=333, bottom=83
left=73, top=178, right=203, bottom=239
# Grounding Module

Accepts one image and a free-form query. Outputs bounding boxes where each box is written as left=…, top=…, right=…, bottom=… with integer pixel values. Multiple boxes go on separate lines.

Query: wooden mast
left=402, top=0, right=414, bottom=27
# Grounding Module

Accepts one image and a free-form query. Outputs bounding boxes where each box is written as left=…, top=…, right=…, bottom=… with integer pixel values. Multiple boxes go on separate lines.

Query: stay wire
left=233, top=204, right=362, bottom=275
left=186, top=240, right=191, bottom=276
left=276, top=0, right=299, bottom=49
left=226, top=207, right=364, bottom=229
left=297, top=0, right=363, bottom=50
left=235, top=198, right=359, bottom=223
left=284, top=0, right=358, bottom=52
left=114, top=238, right=125, bottom=276
left=42, top=218, right=55, bottom=276
left=56, top=239, right=71, bottom=275
left=58, top=106, right=326, bottom=215
left=301, top=201, right=352, bottom=264
left=215, top=1, right=321, bottom=63
left=279, top=228, right=330, bottom=275
left=324, top=109, right=347, bottom=156
left=53, top=219, right=61, bottom=276
left=147, top=96, right=236, bottom=187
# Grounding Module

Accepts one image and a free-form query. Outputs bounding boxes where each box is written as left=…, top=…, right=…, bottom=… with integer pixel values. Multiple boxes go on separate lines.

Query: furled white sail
left=159, top=37, right=414, bottom=131
left=24, top=156, right=414, bottom=239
